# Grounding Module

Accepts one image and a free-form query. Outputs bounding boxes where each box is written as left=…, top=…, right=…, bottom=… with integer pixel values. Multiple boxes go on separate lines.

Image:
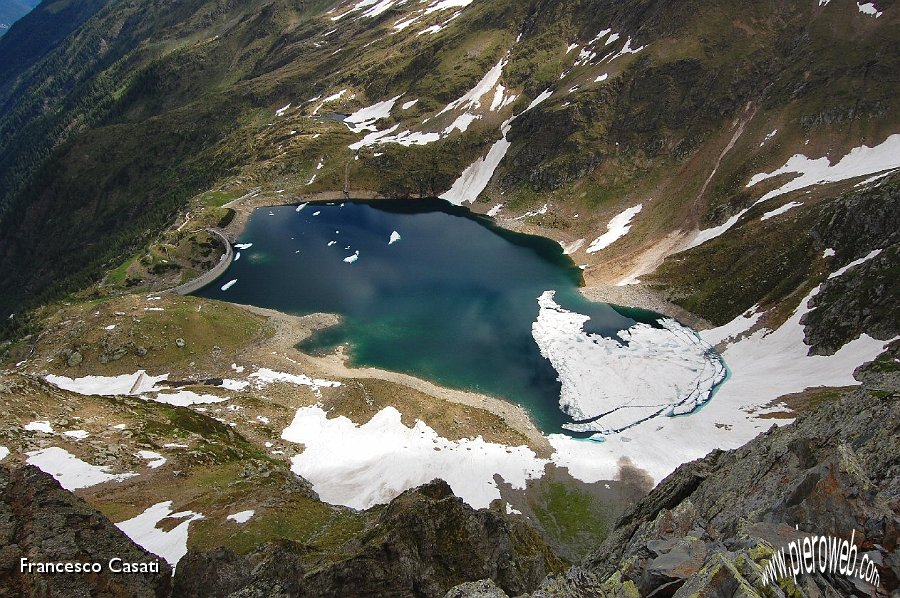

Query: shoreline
left=170, top=191, right=710, bottom=455
left=236, top=302, right=553, bottom=456
left=221, top=189, right=384, bottom=243
left=215, top=189, right=697, bottom=324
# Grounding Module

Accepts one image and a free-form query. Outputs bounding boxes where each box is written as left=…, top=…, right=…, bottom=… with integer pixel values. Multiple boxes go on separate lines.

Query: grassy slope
left=0, top=0, right=896, bottom=334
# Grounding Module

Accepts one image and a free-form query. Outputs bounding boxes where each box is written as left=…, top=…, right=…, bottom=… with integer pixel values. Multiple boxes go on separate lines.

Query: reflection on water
left=195, top=199, right=663, bottom=434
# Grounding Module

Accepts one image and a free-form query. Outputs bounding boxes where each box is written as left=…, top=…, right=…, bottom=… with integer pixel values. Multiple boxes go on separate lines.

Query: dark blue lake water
left=195, top=199, right=663, bottom=434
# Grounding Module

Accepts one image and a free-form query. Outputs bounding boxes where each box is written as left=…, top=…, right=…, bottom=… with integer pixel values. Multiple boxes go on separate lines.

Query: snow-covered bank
left=701, top=249, right=893, bottom=410
left=689, top=134, right=900, bottom=248
left=43, top=370, right=232, bottom=407
left=281, top=405, right=547, bottom=510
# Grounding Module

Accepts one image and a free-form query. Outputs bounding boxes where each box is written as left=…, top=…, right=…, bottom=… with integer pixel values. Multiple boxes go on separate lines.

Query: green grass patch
left=532, top=482, right=608, bottom=544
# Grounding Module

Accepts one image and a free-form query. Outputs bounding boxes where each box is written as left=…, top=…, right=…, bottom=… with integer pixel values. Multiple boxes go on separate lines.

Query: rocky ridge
left=2, top=357, right=897, bottom=597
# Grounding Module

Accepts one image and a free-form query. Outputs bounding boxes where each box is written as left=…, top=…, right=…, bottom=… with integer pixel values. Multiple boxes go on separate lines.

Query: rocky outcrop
left=0, top=466, right=172, bottom=597
left=532, top=360, right=900, bottom=597
left=2, top=359, right=898, bottom=598
left=173, top=479, right=565, bottom=597
left=804, top=175, right=900, bottom=355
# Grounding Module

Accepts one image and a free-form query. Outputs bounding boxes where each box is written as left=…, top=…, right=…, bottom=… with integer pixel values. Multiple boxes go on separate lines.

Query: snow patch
left=747, top=135, right=900, bottom=204
left=144, top=390, right=229, bottom=408
left=281, top=406, right=547, bottom=509
left=137, top=450, right=167, bottom=469
left=45, top=371, right=168, bottom=396
left=116, top=501, right=203, bottom=568
left=586, top=204, right=642, bottom=253
left=441, top=133, right=511, bottom=205
left=828, top=248, right=881, bottom=279
left=221, top=379, right=249, bottom=391
left=424, top=0, right=473, bottom=14
left=438, top=59, right=506, bottom=116
left=24, top=420, right=54, bottom=433
left=444, top=112, right=481, bottom=135
left=760, top=128, right=778, bottom=147
left=761, top=201, right=802, bottom=220
left=562, top=238, right=585, bottom=255
left=344, top=95, right=403, bottom=133
left=856, top=2, right=883, bottom=17
left=249, top=368, right=341, bottom=397
left=227, top=510, right=255, bottom=524
left=26, top=447, right=137, bottom=490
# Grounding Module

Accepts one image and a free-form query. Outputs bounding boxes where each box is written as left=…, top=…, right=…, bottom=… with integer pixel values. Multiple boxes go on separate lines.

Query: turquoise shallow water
left=194, top=199, right=665, bottom=434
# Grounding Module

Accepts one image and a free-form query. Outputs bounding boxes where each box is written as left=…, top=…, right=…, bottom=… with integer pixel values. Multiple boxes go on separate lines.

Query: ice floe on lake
left=531, top=291, right=726, bottom=433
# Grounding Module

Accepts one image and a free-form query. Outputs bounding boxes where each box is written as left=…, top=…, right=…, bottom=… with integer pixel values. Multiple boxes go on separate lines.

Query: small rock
left=444, top=579, right=509, bottom=598
left=175, top=338, right=186, bottom=348
left=67, top=351, right=83, bottom=367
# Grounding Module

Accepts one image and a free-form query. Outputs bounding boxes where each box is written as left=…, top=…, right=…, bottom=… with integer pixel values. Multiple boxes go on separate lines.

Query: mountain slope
left=0, top=0, right=897, bottom=333
left=0, top=2, right=897, bottom=593
left=0, top=0, right=39, bottom=38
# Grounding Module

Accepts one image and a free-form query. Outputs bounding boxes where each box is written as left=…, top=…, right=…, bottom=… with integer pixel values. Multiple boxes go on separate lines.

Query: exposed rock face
left=0, top=465, right=172, bottom=597
left=174, top=480, right=564, bottom=597
left=443, top=579, right=509, bottom=598
left=805, top=176, right=900, bottom=355
left=2, top=361, right=898, bottom=598
left=532, top=361, right=900, bottom=597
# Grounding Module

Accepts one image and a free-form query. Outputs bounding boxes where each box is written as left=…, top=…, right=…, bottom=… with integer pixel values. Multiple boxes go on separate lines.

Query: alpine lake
left=195, top=199, right=686, bottom=435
